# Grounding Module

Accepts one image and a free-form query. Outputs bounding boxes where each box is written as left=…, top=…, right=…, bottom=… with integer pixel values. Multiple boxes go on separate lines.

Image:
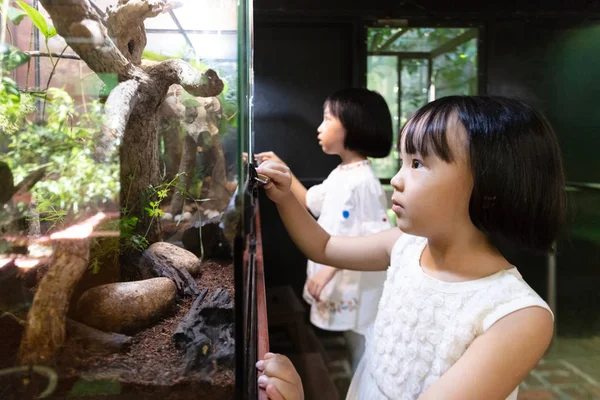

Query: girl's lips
left=392, top=199, right=403, bottom=213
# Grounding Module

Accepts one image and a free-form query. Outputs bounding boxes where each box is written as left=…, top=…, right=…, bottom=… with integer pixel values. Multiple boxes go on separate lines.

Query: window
left=367, top=27, right=479, bottom=179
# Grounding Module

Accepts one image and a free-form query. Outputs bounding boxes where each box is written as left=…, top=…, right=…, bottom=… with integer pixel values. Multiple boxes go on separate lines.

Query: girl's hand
left=257, top=353, right=304, bottom=400
left=255, top=151, right=287, bottom=167
left=307, top=266, right=338, bottom=302
left=256, top=161, right=293, bottom=204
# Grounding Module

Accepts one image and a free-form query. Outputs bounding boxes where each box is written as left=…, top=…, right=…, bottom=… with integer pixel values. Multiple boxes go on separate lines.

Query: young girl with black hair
left=256, top=88, right=394, bottom=369
left=256, top=95, right=566, bottom=400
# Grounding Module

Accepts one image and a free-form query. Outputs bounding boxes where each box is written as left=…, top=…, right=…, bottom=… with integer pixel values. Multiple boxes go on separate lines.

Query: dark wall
left=486, top=21, right=600, bottom=336
left=255, top=19, right=360, bottom=298
left=254, top=6, right=600, bottom=335
left=486, top=22, right=600, bottom=183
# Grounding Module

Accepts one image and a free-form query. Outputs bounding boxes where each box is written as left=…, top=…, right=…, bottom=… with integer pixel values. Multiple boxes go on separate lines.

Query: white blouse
left=303, top=160, right=390, bottom=334
left=346, top=234, right=553, bottom=400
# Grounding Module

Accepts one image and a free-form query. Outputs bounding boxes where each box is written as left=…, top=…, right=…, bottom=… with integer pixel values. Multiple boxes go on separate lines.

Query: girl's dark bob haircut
left=401, top=95, right=566, bottom=253
left=325, top=88, right=393, bottom=158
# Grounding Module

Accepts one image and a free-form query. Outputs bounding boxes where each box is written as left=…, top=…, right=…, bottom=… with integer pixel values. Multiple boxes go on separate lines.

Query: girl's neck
left=420, top=230, right=512, bottom=282
left=338, top=150, right=367, bottom=165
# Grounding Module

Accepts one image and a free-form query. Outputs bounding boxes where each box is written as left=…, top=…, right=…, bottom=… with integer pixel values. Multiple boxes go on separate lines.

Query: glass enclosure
left=1, top=0, right=249, bottom=398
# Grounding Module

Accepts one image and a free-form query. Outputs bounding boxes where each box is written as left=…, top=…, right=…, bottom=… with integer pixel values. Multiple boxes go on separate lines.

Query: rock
left=173, top=288, right=235, bottom=374
left=75, top=278, right=176, bottom=334
left=204, top=209, right=221, bottom=219
left=162, top=212, right=173, bottom=221
left=147, top=242, right=203, bottom=277
left=66, top=319, right=133, bottom=355
left=134, top=244, right=201, bottom=298
left=182, top=211, right=192, bottom=221
left=182, top=216, right=231, bottom=260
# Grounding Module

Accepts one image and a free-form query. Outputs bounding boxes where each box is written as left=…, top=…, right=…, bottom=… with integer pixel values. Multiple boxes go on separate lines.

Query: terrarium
left=0, top=0, right=252, bottom=398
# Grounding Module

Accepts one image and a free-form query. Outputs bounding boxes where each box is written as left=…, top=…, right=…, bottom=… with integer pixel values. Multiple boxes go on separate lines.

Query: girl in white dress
left=255, top=96, right=566, bottom=400
left=256, top=88, right=393, bottom=368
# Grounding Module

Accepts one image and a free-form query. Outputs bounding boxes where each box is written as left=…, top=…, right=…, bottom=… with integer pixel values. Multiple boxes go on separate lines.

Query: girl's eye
left=411, top=159, right=423, bottom=169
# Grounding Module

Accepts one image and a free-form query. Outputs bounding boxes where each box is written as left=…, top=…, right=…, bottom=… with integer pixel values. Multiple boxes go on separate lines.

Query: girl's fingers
left=256, top=166, right=290, bottom=185
left=265, top=383, right=286, bottom=400
left=314, top=284, right=323, bottom=302
left=261, top=376, right=300, bottom=400
left=306, top=281, right=316, bottom=300
left=256, top=352, right=277, bottom=371
left=257, top=161, right=288, bottom=174
left=263, top=355, right=298, bottom=384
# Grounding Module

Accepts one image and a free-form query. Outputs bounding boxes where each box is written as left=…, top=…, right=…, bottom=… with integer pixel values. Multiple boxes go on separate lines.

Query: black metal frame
left=235, top=0, right=252, bottom=397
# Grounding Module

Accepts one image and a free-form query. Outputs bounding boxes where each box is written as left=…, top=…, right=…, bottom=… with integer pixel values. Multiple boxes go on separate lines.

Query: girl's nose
left=390, top=168, right=404, bottom=192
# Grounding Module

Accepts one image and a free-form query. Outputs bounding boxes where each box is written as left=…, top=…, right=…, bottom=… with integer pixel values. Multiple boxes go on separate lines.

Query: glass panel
left=400, top=59, right=429, bottom=123
left=366, top=27, right=479, bottom=179
left=432, top=38, right=478, bottom=98
left=145, top=33, right=189, bottom=57
left=144, top=12, right=179, bottom=30
left=368, top=28, right=470, bottom=53
left=367, top=56, right=399, bottom=179
left=172, top=0, right=238, bottom=31
left=1, top=0, right=247, bottom=397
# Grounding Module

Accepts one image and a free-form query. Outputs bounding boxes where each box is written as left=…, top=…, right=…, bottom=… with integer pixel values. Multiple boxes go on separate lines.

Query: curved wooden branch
left=148, top=59, right=224, bottom=98
left=26, top=51, right=81, bottom=60
left=106, top=0, right=171, bottom=65
left=19, top=238, right=91, bottom=365
left=96, top=79, right=141, bottom=161
left=39, top=0, right=138, bottom=80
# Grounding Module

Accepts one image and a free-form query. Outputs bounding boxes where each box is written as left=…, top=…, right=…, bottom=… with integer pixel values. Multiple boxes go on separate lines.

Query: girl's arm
left=255, top=151, right=309, bottom=207
left=257, top=161, right=400, bottom=272
left=418, top=306, right=553, bottom=400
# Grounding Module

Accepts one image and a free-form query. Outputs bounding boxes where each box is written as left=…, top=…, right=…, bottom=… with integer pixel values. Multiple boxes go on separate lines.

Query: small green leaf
left=17, top=1, right=52, bottom=38
left=141, top=50, right=170, bottom=62
left=1, top=44, right=31, bottom=70
left=6, top=6, right=28, bottom=25
left=97, top=73, right=119, bottom=96
left=47, top=25, right=57, bottom=38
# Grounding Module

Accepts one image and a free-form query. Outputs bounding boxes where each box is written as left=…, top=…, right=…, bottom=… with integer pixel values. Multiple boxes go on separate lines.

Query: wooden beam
left=430, top=29, right=478, bottom=58
left=375, top=28, right=408, bottom=52
left=368, top=51, right=430, bottom=59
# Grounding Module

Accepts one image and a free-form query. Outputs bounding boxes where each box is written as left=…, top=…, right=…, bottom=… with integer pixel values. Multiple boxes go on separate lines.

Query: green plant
left=118, top=173, right=184, bottom=254
left=0, top=88, right=119, bottom=231
left=16, top=1, right=56, bottom=40
left=0, top=75, right=35, bottom=135
left=10, top=1, right=68, bottom=119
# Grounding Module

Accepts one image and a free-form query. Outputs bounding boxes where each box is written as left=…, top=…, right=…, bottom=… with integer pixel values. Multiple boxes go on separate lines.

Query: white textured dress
left=346, top=234, right=553, bottom=400
left=303, top=160, right=390, bottom=334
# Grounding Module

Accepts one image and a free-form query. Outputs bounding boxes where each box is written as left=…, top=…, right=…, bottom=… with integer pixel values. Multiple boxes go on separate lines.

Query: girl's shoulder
left=388, top=233, right=425, bottom=268
left=340, top=164, right=385, bottom=192
left=391, top=233, right=425, bottom=254
left=480, top=268, right=553, bottom=331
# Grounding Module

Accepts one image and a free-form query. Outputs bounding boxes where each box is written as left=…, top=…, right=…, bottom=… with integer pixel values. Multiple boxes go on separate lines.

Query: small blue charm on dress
left=342, top=210, right=350, bottom=219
